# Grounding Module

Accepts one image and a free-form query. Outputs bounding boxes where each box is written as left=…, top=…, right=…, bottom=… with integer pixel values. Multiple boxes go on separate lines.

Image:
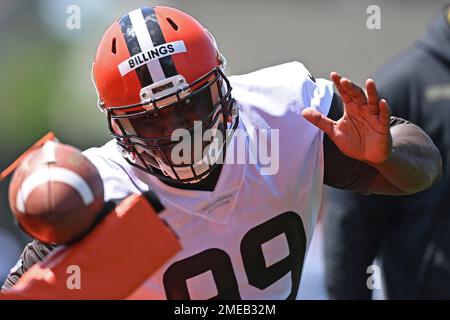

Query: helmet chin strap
left=156, top=152, right=215, bottom=184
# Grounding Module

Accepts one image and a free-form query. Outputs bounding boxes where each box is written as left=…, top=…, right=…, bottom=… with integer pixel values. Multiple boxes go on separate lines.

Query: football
left=8, top=141, right=104, bottom=244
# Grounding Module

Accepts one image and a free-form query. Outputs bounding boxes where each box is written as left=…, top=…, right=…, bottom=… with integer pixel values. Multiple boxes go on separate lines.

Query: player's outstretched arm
left=302, top=72, right=442, bottom=195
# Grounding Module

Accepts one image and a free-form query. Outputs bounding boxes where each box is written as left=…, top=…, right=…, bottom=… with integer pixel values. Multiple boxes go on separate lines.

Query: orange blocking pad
left=4, top=194, right=181, bottom=300
left=0, top=292, right=23, bottom=300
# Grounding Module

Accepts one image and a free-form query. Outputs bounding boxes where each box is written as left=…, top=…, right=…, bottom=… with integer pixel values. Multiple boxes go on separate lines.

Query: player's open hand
left=302, top=72, right=392, bottom=164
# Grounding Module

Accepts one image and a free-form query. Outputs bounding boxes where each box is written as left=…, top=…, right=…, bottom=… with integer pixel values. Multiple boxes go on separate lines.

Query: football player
left=3, top=6, right=441, bottom=299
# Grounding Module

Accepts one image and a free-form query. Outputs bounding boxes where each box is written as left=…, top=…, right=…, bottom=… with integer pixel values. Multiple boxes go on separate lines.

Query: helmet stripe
left=119, top=13, right=153, bottom=86
left=128, top=8, right=166, bottom=82
left=119, top=7, right=180, bottom=88
left=141, top=7, right=178, bottom=79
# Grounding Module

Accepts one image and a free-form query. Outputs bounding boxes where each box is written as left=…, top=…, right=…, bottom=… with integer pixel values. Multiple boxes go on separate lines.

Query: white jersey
left=83, top=61, right=333, bottom=300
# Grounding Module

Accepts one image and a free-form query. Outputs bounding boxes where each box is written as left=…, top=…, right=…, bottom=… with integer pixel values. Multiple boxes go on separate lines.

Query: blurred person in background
left=324, top=4, right=450, bottom=299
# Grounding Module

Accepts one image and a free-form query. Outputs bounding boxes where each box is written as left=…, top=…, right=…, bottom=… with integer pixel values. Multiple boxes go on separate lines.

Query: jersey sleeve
left=230, top=61, right=334, bottom=118
left=297, top=63, right=334, bottom=117
left=82, top=141, right=142, bottom=201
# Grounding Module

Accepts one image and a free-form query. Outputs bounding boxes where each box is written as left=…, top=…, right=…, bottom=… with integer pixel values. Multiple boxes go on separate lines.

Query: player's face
left=130, top=90, right=214, bottom=138
left=129, top=89, right=222, bottom=165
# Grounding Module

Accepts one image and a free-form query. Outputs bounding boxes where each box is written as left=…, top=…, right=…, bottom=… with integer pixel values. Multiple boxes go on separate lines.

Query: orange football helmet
left=92, top=6, right=238, bottom=184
